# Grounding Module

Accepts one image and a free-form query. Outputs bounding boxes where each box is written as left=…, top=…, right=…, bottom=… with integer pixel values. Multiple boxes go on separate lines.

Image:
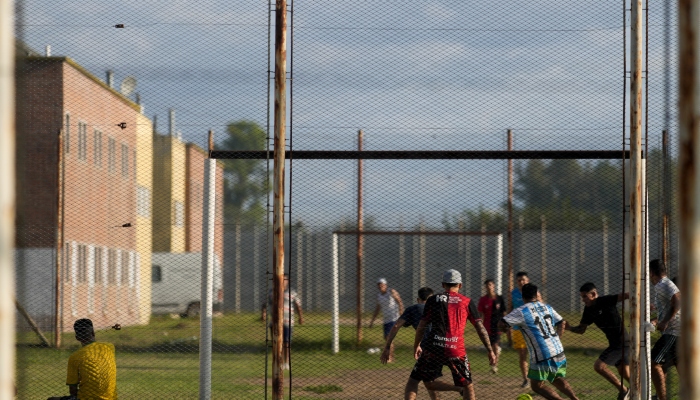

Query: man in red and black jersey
left=413, top=269, right=496, bottom=400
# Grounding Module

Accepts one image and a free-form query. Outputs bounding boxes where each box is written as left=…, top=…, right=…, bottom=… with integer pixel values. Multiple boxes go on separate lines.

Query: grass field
left=16, top=312, right=679, bottom=399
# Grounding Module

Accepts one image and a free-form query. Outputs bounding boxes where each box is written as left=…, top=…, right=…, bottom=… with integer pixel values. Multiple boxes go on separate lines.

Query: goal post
left=330, top=230, right=504, bottom=354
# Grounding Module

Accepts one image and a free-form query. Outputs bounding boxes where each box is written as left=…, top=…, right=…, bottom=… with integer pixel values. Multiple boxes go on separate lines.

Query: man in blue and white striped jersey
left=500, top=283, right=579, bottom=400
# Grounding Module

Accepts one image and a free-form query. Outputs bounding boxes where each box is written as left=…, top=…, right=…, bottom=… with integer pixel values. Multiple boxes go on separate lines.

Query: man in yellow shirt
left=48, top=319, right=117, bottom=400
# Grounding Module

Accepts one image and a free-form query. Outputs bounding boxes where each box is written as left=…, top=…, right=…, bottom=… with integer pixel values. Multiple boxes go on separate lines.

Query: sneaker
left=617, top=388, right=629, bottom=400
left=490, top=365, right=498, bottom=374
left=521, top=379, right=529, bottom=388
left=281, top=363, right=289, bottom=370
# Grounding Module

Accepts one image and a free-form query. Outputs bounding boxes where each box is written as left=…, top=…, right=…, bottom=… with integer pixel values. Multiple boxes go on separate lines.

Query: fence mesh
left=13, top=0, right=680, bottom=398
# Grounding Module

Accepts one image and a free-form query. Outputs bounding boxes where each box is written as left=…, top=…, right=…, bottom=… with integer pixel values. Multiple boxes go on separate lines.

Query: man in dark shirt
left=564, top=282, right=630, bottom=400
left=412, top=270, right=496, bottom=400
left=478, top=279, right=506, bottom=374
left=382, top=287, right=451, bottom=400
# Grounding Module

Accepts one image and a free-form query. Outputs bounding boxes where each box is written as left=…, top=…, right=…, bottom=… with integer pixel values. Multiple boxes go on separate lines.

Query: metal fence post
left=199, top=146, right=216, bottom=400
left=0, top=0, right=16, bottom=395
left=356, top=129, right=364, bottom=346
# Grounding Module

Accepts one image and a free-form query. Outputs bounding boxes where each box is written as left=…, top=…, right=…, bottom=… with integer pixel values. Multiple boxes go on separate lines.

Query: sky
left=18, top=0, right=678, bottom=229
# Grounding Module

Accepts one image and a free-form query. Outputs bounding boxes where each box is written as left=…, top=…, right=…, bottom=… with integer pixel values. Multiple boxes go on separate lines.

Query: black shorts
left=599, top=342, right=630, bottom=366
left=410, top=352, right=472, bottom=386
left=489, top=333, right=501, bottom=346
left=651, top=334, right=678, bottom=365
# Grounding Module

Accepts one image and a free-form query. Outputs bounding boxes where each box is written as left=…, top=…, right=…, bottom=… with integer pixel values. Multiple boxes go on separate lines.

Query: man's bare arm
left=294, top=301, right=304, bottom=325
left=414, top=320, right=428, bottom=351
left=564, top=322, right=588, bottom=334
left=474, top=320, right=493, bottom=351
left=391, top=289, right=404, bottom=314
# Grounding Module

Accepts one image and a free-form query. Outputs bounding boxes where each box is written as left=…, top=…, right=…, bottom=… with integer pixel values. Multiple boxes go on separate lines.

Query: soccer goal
left=329, top=230, right=504, bottom=354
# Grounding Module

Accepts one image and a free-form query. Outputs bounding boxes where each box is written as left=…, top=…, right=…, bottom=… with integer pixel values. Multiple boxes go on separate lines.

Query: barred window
left=137, top=185, right=151, bottom=218
left=77, top=244, right=87, bottom=283
left=107, top=249, right=117, bottom=284
left=78, top=122, right=87, bottom=161
left=94, top=247, right=104, bottom=284
left=108, top=138, right=116, bottom=173
left=93, top=130, right=102, bottom=167
left=174, top=201, right=184, bottom=227
left=121, top=143, right=129, bottom=177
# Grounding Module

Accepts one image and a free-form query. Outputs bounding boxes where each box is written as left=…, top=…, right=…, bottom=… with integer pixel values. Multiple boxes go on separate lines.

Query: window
left=77, top=244, right=87, bottom=283
left=137, top=186, right=151, bottom=218
left=94, top=247, right=103, bottom=284
left=64, top=114, right=70, bottom=153
left=174, top=201, right=184, bottom=227
left=121, top=252, right=130, bottom=285
left=93, top=130, right=102, bottom=167
left=152, top=265, right=162, bottom=283
left=121, top=144, right=129, bottom=177
left=107, top=249, right=117, bottom=284
left=78, top=122, right=87, bottom=161
left=108, top=138, right=116, bottom=173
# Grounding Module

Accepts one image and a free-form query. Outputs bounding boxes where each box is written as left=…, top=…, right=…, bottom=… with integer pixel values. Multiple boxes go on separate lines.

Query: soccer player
left=510, top=271, right=531, bottom=387
left=564, top=282, right=630, bottom=400
left=369, top=277, right=404, bottom=362
left=412, top=269, right=496, bottom=400
left=500, top=283, right=579, bottom=400
left=48, top=318, right=117, bottom=400
left=381, top=287, right=451, bottom=400
left=478, top=279, right=506, bottom=374
left=649, top=259, right=682, bottom=400
left=261, top=274, right=304, bottom=370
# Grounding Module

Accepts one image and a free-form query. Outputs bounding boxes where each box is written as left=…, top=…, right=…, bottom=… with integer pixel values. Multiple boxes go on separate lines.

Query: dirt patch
left=250, top=369, right=536, bottom=399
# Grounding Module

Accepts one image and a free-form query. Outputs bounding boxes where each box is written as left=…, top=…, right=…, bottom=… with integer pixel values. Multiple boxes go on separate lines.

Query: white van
left=151, top=252, right=223, bottom=317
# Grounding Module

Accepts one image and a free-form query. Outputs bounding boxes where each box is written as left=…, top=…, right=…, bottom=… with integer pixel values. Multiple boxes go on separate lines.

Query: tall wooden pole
left=55, top=131, right=64, bottom=348
left=0, top=0, right=16, bottom=394
left=661, top=130, right=670, bottom=269
left=356, top=129, right=364, bottom=345
left=507, top=130, right=514, bottom=303
left=678, top=0, right=700, bottom=396
left=629, top=0, right=644, bottom=396
left=272, top=0, right=288, bottom=397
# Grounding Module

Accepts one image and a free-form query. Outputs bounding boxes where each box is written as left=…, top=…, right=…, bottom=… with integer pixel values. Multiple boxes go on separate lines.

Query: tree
left=219, top=120, right=269, bottom=228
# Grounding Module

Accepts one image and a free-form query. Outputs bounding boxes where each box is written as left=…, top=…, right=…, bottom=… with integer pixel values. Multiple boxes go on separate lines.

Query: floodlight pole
left=507, top=129, right=514, bottom=307
left=678, top=0, right=700, bottom=396
left=0, top=0, right=16, bottom=395
left=356, top=129, right=364, bottom=345
left=629, top=0, right=644, bottom=395
left=272, top=0, right=288, bottom=398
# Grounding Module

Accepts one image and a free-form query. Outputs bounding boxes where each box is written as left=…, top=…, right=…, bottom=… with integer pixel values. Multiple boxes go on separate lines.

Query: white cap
left=442, top=269, right=462, bottom=284
left=377, top=278, right=388, bottom=285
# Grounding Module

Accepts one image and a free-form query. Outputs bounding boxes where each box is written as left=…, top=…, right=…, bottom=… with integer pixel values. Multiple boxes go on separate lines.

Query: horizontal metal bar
left=332, top=230, right=503, bottom=236
left=210, top=150, right=631, bottom=160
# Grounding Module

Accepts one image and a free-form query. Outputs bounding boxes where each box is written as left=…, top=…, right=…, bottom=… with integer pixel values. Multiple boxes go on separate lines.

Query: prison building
left=15, top=55, right=153, bottom=331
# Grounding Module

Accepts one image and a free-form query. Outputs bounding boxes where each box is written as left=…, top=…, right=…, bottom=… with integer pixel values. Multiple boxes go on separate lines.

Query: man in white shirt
left=369, top=278, right=404, bottom=362
left=648, top=259, right=681, bottom=400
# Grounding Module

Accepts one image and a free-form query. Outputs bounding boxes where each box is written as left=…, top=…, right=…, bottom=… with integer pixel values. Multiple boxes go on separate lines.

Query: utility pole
left=628, top=0, right=644, bottom=396
left=507, top=129, right=514, bottom=307
left=272, top=0, right=288, bottom=398
left=356, top=129, right=364, bottom=345
left=677, top=0, right=700, bottom=396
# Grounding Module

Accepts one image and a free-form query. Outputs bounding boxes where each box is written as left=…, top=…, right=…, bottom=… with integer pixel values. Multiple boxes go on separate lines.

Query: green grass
left=15, top=312, right=680, bottom=399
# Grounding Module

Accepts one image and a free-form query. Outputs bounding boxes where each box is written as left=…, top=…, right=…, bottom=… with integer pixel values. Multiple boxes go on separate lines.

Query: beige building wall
left=135, top=112, right=153, bottom=324
left=170, top=138, right=186, bottom=252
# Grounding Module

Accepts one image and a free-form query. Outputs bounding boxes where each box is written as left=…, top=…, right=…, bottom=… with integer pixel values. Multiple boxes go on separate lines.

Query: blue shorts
left=383, top=321, right=395, bottom=339
left=283, top=326, right=292, bottom=343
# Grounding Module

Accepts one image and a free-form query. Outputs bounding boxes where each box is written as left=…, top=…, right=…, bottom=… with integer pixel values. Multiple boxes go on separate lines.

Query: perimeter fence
left=13, top=0, right=679, bottom=398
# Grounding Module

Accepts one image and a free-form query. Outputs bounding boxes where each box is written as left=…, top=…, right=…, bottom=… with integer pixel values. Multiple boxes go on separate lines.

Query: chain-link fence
left=13, top=0, right=680, bottom=398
